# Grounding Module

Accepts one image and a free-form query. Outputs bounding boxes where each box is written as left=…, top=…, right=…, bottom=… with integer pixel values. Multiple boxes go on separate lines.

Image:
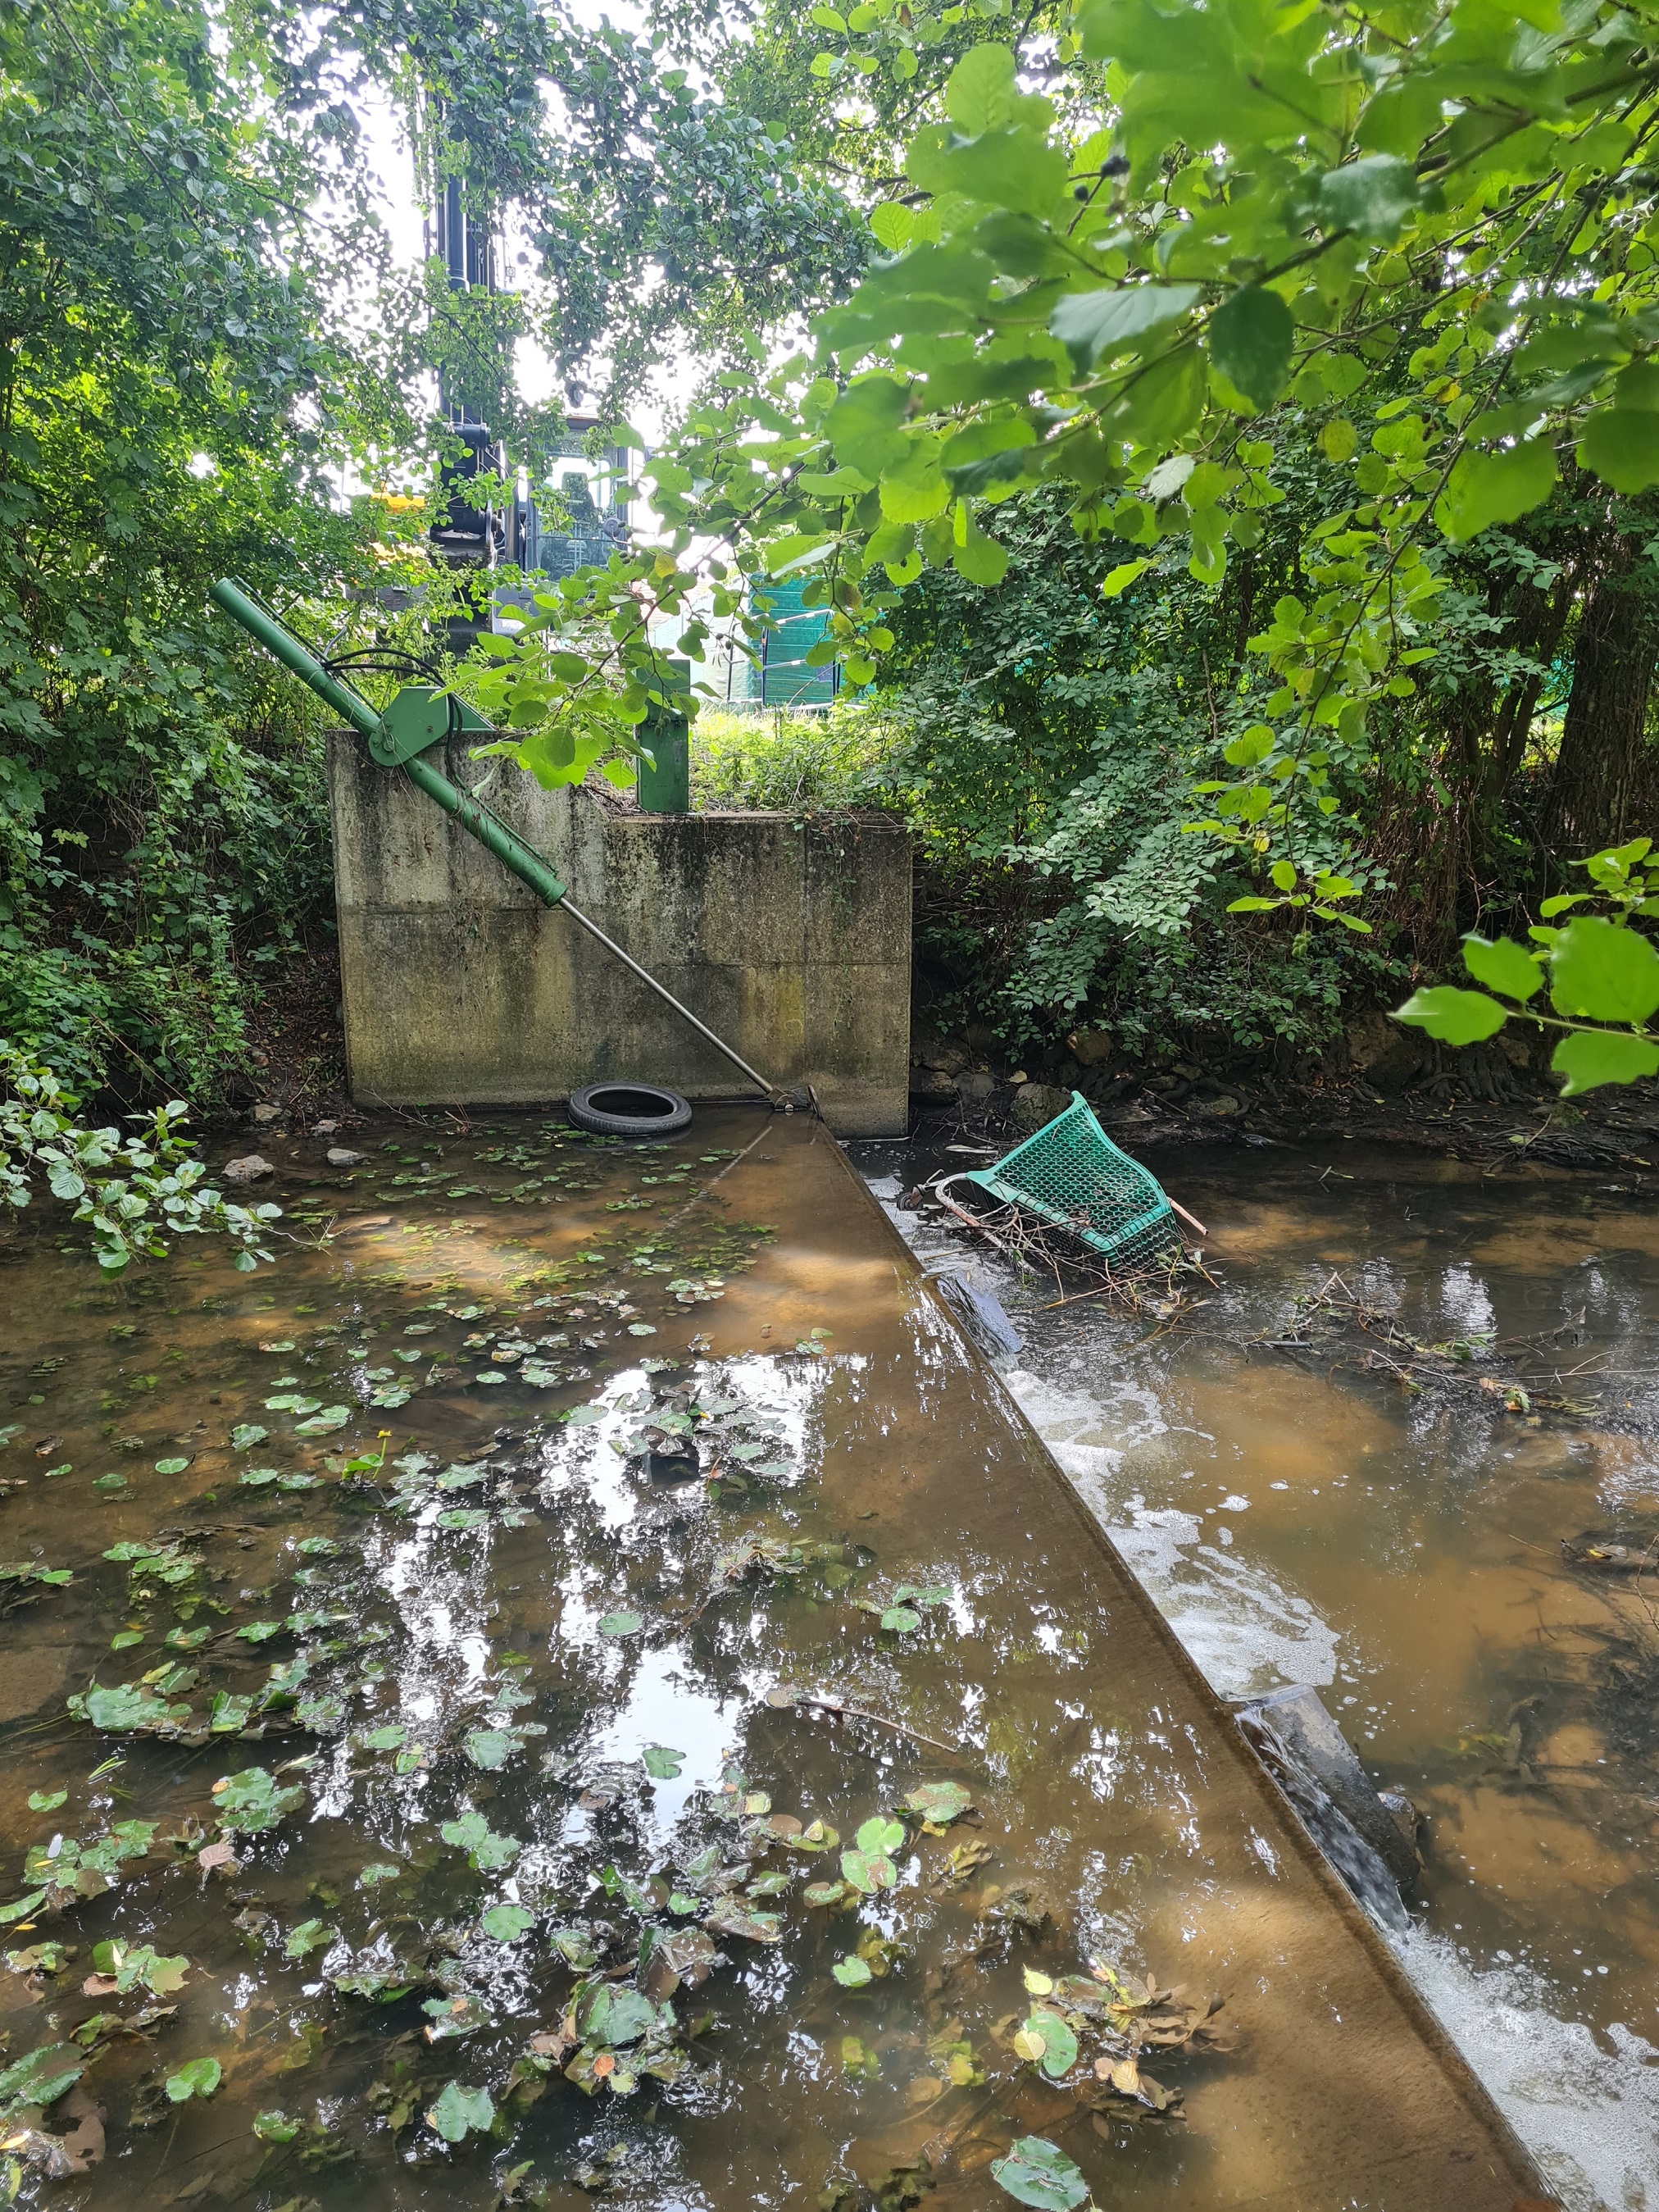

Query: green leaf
left=642, top=1744, right=684, bottom=1779
left=1551, top=1029, right=1659, bottom=1095
left=1101, top=558, right=1150, bottom=599
left=1461, top=935, right=1543, bottom=1001
left=1016, top=2009, right=1078, bottom=2078
left=463, top=1729, right=518, bottom=1770
left=1392, top=986, right=1508, bottom=1045
left=904, top=1781, right=972, bottom=1824
left=1316, top=154, right=1420, bottom=240
left=945, top=42, right=1017, bottom=132
left=154, top=1457, right=189, bottom=1475
left=26, top=1791, right=66, bottom=1814
left=252, top=2109, right=300, bottom=2142
left=1207, top=285, right=1294, bottom=411
left=165, top=2056, right=222, bottom=2102
left=855, top=1816, right=906, bottom=1855
left=575, top=1983, right=657, bottom=2048
left=1049, top=284, right=1199, bottom=371
left=598, top=1610, right=643, bottom=1637
left=990, top=2135, right=1089, bottom=2210
left=480, top=1905, right=534, bottom=1941
left=1548, top=916, right=1659, bottom=1023
left=952, top=520, right=1009, bottom=586
left=426, top=2080, right=494, bottom=2142
left=1437, top=440, right=1557, bottom=542
left=0, top=2042, right=83, bottom=2114
left=833, top=1955, right=873, bottom=1987
left=839, top=1846, right=897, bottom=1894
left=283, top=1918, right=334, bottom=1959
left=1577, top=408, right=1659, bottom=494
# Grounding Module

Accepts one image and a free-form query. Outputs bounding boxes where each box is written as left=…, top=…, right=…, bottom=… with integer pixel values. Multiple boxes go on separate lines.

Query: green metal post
left=637, top=658, right=690, bottom=813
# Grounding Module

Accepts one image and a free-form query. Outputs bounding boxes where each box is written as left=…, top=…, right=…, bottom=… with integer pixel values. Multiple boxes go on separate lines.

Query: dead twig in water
left=766, top=1685, right=964, bottom=1758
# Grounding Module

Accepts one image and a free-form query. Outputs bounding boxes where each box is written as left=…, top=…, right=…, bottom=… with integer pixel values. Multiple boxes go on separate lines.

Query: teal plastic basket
left=966, top=1090, right=1178, bottom=1266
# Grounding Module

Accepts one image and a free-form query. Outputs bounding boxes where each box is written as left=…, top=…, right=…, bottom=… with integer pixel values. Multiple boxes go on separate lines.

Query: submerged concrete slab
left=327, top=733, right=911, bottom=1134
left=693, top=1112, right=1551, bottom=2209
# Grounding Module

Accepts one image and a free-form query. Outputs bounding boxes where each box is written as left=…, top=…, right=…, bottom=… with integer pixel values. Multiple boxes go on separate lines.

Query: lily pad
left=905, top=1781, right=972, bottom=1826
left=361, top=1725, right=406, bottom=1751
left=480, top=1905, right=535, bottom=1941
left=598, top=1611, right=643, bottom=1637
left=294, top=1405, right=351, bottom=1436
left=832, top=1955, right=872, bottom=1987
left=283, top=1918, right=335, bottom=1959
left=154, top=1457, right=190, bottom=1475
left=211, top=1766, right=305, bottom=1834
left=641, top=1744, right=684, bottom=1780
left=440, top=1813, right=520, bottom=1871
left=26, top=1791, right=66, bottom=1814
left=166, top=2056, right=222, bottom=2101
left=463, top=1728, right=518, bottom=1770
left=426, top=2080, right=493, bottom=2142
left=1013, top=2009, right=1078, bottom=2080
left=990, top=2137, right=1089, bottom=2210
left=230, top=1424, right=269, bottom=1450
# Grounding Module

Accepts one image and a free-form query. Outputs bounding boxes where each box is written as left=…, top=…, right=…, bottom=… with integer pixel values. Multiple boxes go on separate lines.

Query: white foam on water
left=1004, top=1363, right=1341, bottom=1698
left=1389, top=1926, right=1659, bottom=2211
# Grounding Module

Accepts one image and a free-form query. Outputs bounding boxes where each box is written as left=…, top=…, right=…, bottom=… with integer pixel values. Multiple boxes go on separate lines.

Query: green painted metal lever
left=208, top=577, right=567, bottom=905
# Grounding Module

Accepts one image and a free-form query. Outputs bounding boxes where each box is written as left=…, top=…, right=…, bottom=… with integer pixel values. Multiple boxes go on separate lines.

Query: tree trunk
left=1545, top=540, right=1659, bottom=863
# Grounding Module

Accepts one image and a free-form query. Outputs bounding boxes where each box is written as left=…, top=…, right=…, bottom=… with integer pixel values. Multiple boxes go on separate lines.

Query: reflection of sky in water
left=587, top=1645, right=748, bottom=1837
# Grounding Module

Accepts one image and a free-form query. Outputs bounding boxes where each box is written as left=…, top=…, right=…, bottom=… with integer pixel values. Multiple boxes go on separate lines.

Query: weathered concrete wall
left=327, top=733, right=911, bottom=1134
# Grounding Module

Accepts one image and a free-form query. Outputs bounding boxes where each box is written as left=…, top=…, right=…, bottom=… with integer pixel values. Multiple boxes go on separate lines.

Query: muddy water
left=0, top=1109, right=1538, bottom=2210
left=858, top=1135, right=1659, bottom=2210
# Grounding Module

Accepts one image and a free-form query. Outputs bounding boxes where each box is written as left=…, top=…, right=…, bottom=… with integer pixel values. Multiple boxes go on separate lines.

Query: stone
left=327, top=1146, right=365, bottom=1167
left=909, top=1066, right=957, bottom=1104
left=221, top=1154, right=274, bottom=1185
left=1008, top=1082, right=1073, bottom=1136
left=1345, top=1008, right=1423, bottom=1092
left=1188, top=1091, right=1243, bottom=1118
left=312, top=1119, right=341, bottom=1136
left=955, top=1070, right=997, bottom=1104
left=914, top=1034, right=969, bottom=1075
left=1066, top=1027, right=1113, bottom=1066
left=250, top=1103, right=284, bottom=1126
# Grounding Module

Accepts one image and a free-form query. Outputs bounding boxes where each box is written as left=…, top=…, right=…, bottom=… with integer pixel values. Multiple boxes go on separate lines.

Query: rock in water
left=326, top=1147, right=364, bottom=1167
left=221, top=1155, right=274, bottom=1185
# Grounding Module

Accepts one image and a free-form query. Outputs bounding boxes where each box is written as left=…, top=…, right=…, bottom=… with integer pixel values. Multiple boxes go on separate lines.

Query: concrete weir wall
left=327, top=733, right=911, bottom=1134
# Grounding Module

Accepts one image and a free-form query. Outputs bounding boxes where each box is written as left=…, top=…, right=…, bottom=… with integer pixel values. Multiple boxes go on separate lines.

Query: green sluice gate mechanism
left=207, top=577, right=781, bottom=1105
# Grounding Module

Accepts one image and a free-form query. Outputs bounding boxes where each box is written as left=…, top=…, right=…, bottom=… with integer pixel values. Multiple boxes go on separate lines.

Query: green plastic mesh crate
left=965, top=1090, right=1179, bottom=1266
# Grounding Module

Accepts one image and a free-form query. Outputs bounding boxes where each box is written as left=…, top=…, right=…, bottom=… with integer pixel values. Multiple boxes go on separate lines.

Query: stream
left=854, top=1131, right=1659, bottom=2211
left=0, top=1104, right=1644, bottom=2210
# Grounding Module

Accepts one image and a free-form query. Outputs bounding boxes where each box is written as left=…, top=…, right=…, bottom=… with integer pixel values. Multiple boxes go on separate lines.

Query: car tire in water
left=566, top=1081, right=693, bottom=1140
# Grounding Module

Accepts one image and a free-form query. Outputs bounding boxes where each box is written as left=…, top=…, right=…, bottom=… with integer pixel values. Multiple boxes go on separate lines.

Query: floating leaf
left=252, top=2110, right=300, bottom=2142
left=283, top=1919, right=335, bottom=1959
left=440, top=1813, right=520, bottom=1870
left=990, top=2136, right=1089, bottom=2210
left=294, top=1405, right=351, bottom=1436
left=154, top=1457, right=190, bottom=1475
left=26, top=1791, right=66, bottom=1814
left=211, top=1766, right=305, bottom=1834
left=905, top=1781, right=972, bottom=1825
left=464, top=1729, right=518, bottom=1770
left=1016, top=2009, right=1078, bottom=2079
left=230, top=1424, right=269, bottom=1450
left=480, top=1905, right=535, bottom=1941
left=361, top=1725, right=406, bottom=1751
left=165, top=2056, right=222, bottom=2101
left=357, top=1863, right=402, bottom=1888
left=426, top=2080, right=493, bottom=2142
left=598, top=1611, right=643, bottom=1637
left=0, top=2042, right=84, bottom=2115
left=641, top=1745, right=684, bottom=1780
left=833, top=1955, right=872, bottom=1987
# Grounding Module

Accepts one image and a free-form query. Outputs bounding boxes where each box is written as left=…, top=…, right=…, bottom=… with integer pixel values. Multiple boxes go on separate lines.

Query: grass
left=689, top=705, right=899, bottom=813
